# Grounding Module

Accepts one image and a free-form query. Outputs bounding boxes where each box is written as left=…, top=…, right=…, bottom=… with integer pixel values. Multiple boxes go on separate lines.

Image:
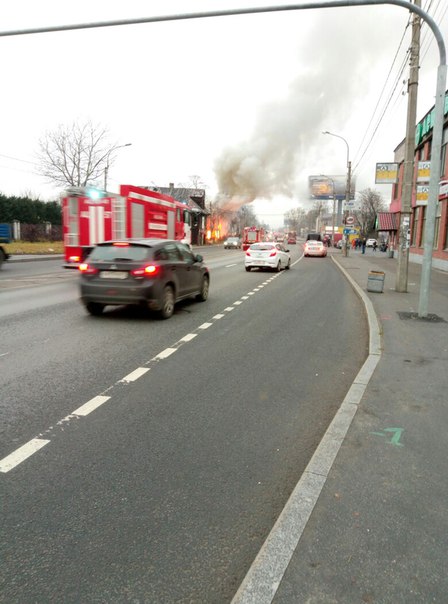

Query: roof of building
left=376, top=212, right=397, bottom=231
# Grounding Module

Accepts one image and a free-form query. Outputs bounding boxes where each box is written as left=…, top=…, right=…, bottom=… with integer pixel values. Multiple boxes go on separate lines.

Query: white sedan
left=245, top=242, right=291, bottom=272
left=366, top=238, right=378, bottom=247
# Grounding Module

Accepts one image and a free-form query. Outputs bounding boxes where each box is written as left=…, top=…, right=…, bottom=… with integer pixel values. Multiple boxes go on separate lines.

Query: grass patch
left=3, top=241, right=64, bottom=255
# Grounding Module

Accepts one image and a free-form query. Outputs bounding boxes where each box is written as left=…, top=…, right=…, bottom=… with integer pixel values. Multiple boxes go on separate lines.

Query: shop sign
left=415, top=93, right=448, bottom=145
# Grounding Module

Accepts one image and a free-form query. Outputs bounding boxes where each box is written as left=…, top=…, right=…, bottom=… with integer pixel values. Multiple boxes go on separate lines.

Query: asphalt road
left=0, top=245, right=368, bottom=603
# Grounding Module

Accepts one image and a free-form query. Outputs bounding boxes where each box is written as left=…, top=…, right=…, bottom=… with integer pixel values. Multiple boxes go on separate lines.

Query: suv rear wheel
left=196, top=275, right=209, bottom=302
left=159, top=285, right=175, bottom=319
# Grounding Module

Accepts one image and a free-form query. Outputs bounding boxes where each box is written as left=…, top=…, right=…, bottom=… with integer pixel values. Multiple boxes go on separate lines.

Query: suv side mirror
left=194, top=254, right=203, bottom=263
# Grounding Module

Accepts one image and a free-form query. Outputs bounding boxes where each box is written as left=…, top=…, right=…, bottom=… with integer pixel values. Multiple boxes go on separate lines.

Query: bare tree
left=285, top=207, right=307, bottom=232
left=354, top=188, right=386, bottom=236
left=36, top=121, right=117, bottom=188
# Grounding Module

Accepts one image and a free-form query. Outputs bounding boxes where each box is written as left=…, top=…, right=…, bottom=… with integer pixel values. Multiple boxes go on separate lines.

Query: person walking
left=373, top=240, right=378, bottom=252
left=361, top=238, right=366, bottom=254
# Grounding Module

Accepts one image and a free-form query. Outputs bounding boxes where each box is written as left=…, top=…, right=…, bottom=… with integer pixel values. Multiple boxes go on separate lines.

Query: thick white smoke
left=214, top=7, right=407, bottom=208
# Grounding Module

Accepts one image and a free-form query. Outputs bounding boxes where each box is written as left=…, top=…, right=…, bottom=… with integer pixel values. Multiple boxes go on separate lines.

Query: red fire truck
left=62, top=184, right=192, bottom=267
left=242, top=226, right=266, bottom=251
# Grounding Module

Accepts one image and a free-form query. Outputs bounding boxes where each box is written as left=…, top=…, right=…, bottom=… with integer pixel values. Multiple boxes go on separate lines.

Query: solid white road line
left=0, top=439, right=50, bottom=473
left=73, top=395, right=111, bottom=417
left=120, top=367, right=150, bottom=383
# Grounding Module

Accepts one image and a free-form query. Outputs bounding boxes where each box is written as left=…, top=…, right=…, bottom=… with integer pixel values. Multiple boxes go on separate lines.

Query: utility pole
left=395, top=0, right=421, bottom=292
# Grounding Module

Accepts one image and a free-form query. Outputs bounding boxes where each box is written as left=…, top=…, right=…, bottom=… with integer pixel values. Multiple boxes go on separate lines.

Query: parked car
left=79, top=238, right=210, bottom=319
left=245, top=242, right=291, bottom=272
left=303, top=240, right=327, bottom=257
left=366, top=238, right=378, bottom=247
left=224, top=236, right=242, bottom=249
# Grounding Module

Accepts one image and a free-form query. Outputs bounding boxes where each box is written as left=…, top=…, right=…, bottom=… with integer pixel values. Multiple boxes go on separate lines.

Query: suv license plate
left=100, top=271, right=127, bottom=279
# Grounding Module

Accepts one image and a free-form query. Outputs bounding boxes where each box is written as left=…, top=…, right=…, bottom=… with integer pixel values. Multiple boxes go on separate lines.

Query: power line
left=352, top=16, right=411, bottom=170
left=0, top=152, right=37, bottom=165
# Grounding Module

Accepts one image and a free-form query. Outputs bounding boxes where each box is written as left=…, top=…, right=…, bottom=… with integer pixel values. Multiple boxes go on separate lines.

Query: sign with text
left=417, top=161, right=431, bottom=183
left=375, top=163, right=399, bottom=184
left=416, top=185, right=429, bottom=205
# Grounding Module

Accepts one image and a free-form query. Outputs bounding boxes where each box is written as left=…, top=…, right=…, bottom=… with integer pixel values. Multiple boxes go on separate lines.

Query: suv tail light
left=130, top=264, right=160, bottom=278
left=245, top=251, right=251, bottom=256
left=79, top=263, right=98, bottom=275
left=270, top=250, right=277, bottom=257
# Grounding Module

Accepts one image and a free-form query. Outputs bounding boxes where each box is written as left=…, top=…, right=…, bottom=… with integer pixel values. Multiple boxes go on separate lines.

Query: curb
left=8, top=255, right=64, bottom=263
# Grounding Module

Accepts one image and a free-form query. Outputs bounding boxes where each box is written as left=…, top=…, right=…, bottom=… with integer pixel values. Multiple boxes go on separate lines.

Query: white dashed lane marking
left=72, top=395, right=111, bottom=417
left=0, top=439, right=50, bottom=473
left=1, top=266, right=289, bottom=473
left=120, top=368, right=150, bottom=383
left=153, top=348, right=177, bottom=360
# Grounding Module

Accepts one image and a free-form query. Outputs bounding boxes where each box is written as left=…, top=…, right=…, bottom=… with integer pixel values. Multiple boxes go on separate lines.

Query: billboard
left=308, top=175, right=356, bottom=200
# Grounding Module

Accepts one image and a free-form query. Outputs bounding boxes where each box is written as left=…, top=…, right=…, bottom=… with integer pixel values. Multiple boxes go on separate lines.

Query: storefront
left=390, top=92, right=448, bottom=272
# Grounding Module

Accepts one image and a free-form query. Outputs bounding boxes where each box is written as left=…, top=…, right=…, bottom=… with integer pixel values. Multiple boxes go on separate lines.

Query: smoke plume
left=214, top=8, right=405, bottom=209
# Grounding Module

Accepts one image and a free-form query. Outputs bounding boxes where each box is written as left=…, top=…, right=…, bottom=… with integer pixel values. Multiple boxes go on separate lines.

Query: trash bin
left=367, top=270, right=385, bottom=293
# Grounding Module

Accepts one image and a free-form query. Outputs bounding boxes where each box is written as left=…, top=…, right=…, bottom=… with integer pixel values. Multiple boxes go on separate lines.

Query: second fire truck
left=241, top=226, right=265, bottom=251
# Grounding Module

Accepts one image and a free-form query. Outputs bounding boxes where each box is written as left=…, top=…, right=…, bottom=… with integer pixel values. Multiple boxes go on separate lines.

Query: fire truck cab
left=62, top=184, right=192, bottom=267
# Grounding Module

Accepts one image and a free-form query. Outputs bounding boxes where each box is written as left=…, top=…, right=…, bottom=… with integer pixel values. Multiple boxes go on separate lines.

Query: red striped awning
left=376, top=212, right=397, bottom=231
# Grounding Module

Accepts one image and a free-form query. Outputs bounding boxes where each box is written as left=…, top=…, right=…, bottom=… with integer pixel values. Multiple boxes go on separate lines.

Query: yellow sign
left=375, top=163, right=398, bottom=184
left=417, top=161, right=431, bottom=183
left=416, top=185, right=429, bottom=205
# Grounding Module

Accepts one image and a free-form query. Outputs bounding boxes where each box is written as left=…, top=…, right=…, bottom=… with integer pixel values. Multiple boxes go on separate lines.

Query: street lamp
left=104, top=143, right=132, bottom=191
left=322, top=131, right=351, bottom=256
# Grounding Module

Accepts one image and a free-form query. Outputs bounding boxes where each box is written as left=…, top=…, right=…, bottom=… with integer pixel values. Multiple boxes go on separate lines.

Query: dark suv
left=79, top=239, right=209, bottom=319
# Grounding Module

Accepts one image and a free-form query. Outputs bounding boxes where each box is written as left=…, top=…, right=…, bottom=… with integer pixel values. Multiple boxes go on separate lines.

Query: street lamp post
left=320, top=174, right=336, bottom=245
left=104, top=143, right=132, bottom=191
left=322, top=131, right=351, bottom=256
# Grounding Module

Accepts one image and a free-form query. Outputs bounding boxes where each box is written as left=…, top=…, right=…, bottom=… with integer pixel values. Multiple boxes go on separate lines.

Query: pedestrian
left=361, top=238, right=366, bottom=254
left=373, top=240, right=378, bottom=252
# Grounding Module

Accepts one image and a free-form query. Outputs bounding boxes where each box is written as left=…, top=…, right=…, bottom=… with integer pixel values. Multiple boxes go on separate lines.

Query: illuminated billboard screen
left=308, top=175, right=355, bottom=200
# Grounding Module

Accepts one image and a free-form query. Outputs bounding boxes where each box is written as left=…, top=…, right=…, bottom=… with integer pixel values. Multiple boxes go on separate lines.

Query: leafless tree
left=354, top=188, right=386, bottom=236
left=36, top=121, right=117, bottom=188
left=284, top=207, right=307, bottom=232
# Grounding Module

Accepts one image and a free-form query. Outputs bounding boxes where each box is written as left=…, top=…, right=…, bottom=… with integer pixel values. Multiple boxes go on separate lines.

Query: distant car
left=224, top=236, right=242, bottom=249
left=245, top=242, right=291, bottom=272
left=79, top=238, right=210, bottom=319
left=366, top=238, right=378, bottom=247
left=306, top=232, right=323, bottom=242
left=287, top=237, right=297, bottom=244
left=304, top=240, right=327, bottom=257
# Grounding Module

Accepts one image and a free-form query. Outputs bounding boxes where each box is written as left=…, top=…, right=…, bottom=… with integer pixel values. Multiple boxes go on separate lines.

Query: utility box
left=367, top=270, right=385, bottom=293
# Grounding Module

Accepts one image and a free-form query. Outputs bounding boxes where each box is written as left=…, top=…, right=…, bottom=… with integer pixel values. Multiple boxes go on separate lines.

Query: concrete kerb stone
left=331, top=255, right=382, bottom=356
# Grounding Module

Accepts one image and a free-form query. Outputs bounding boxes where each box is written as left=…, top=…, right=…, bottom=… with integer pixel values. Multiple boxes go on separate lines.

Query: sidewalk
left=236, top=249, right=448, bottom=603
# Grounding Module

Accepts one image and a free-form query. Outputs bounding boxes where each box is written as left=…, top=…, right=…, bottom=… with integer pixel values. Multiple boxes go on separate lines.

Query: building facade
left=389, top=92, right=448, bottom=272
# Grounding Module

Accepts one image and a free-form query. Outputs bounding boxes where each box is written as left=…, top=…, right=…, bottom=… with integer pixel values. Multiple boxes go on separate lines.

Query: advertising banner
left=308, top=175, right=356, bottom=200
